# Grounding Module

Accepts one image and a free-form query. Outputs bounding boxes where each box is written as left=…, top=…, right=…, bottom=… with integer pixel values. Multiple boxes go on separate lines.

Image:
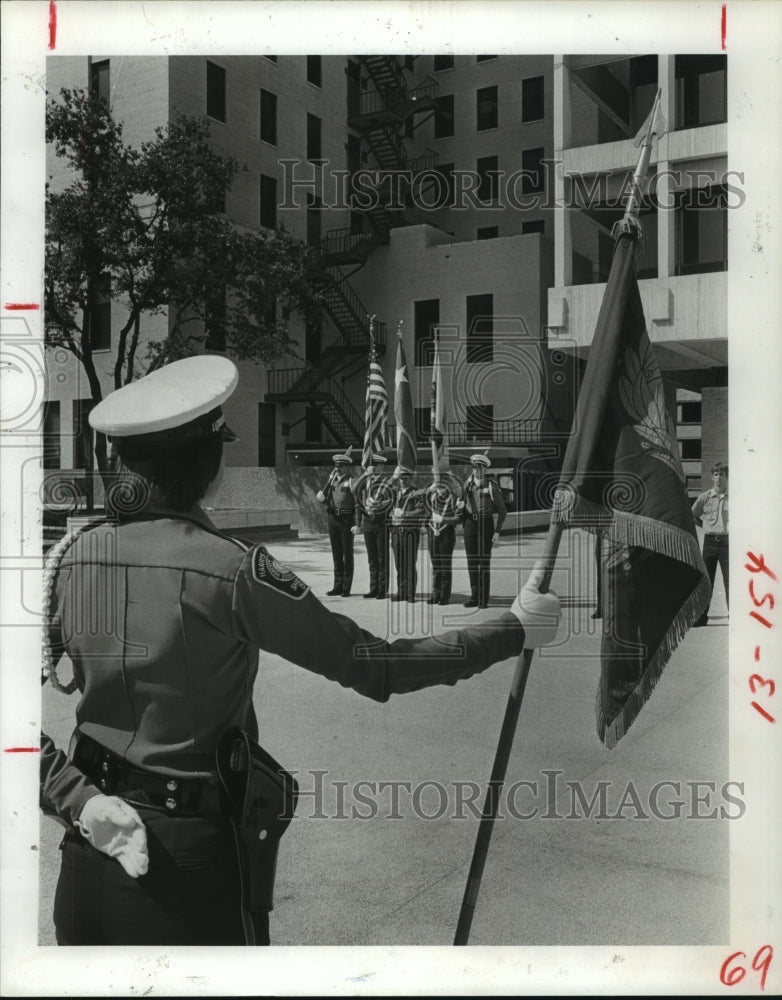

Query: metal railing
left=448, top=419, right=551, bottom=446
left=408, top=147, right=439, bottom=174
left=321, top=267, right=387, bottom=346
left=321, top=376, right=364, bottom=438
left=319, top=227, right=382, bottom=262
left=267, top=367, right=309, bottom=396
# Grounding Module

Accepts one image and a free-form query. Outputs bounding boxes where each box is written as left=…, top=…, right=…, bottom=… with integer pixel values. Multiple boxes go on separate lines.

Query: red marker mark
left=751, top=701, right=776, bottom=723
left=750, top=610, right=773, bottom=629
left=4, top=303, right=40, bottom=311
left=755, top=645, right=761, bottom=661
left=721, top=4, right=727, bottom=51
left=3, top=747, right=41, bottom=753
left=48, top=1, right=57, bottom=51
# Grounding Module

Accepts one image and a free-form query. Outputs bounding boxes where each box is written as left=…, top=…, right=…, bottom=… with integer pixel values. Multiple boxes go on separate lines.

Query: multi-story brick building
left=44, top=53, right=726, bottom=507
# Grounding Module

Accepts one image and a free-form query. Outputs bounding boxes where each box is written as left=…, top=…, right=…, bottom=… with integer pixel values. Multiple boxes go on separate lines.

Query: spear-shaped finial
left=397, top=319, right=404, bottom=341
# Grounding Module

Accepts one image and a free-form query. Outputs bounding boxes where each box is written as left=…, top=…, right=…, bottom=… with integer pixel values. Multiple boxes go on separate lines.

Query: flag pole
left=431, top=326, right=440, bottom=484
left=453, top=90, right=663, bottom=946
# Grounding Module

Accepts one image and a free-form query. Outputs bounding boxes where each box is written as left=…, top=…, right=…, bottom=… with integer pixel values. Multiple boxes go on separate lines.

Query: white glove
left=316, top=490, right=325, bottom=502
left=492, top=532, right=499, bottom=545
left=350, top=525, right=359, bottom=535
left=456, top=499, right=465, bottom=510
left=432, top=511, right=443, bottom=525
left=76, top=794, right=149, bottom=878
left=510, top=561, right=561, bottom=649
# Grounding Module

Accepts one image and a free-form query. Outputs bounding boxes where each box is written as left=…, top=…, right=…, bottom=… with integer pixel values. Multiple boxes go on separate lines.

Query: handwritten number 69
left=720, top=945, right=773, bottom=991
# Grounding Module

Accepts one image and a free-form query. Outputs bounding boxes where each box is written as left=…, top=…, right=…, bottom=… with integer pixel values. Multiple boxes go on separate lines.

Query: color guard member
left=40, top=357, right=560, bottom=947
left=357, top=454, right=392, bottom=599
left=459, top=452, right=507, bottom=608
left=317, top=449, right=359, bottom=596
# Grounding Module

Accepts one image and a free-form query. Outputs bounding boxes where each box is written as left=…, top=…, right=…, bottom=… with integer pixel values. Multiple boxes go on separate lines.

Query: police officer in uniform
left=317, top=449, right=359, bottom=596
left=425, top=472, right=462, bottom=605
left=459, top=452, right=507, bottom=608
left=40, top=356, right=561, bottom=947
left=357, top=454, right=392, bottom=599
left=389, top=467, right=426, bottom=602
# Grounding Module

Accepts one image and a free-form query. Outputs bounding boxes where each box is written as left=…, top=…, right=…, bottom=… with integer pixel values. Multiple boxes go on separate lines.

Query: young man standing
left=692, top=461, right=729, bottom=626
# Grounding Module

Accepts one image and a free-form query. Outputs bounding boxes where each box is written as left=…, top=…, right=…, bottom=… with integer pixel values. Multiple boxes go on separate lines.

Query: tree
left=45, top=87, right=322, bottom=474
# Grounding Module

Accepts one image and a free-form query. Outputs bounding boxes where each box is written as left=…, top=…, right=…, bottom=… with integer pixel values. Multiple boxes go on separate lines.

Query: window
left=90, top=60, right=110, bottom=109
left=306, top=194, right=322, bottom=248
left=206, top=61, right=226, bottom=122
left=414, top=298, right=440, bottom=367
left=466, top=404, right=494, bottom=440
left=476, top=155, right=499, bottom=203
left=676, top=55, right=727, bottom=129
left=434, top=94, right=454, bottom=139
left=260, top=89, right=277, bottom=144
left=307, top=113, right=322, bottom=161
left=680, top=439, right=702, bottom=460
left=522, top=219, right=545, bottom=235
left=73, top=400, right=95, bottom=472
left=676, top=184, right=728, bottom=275
left=678, top=401, right=702, bottom=424
left=433, top=55, right=454, bottom=72
left=307, top=55, right=322, bottom=87
left=305, top=407, right=322, bottom=442
left=466, top=293, right=493, bottom=364
left=205, top=285, right=227, bottom=352
left=43, top=401, right=61, bottom=470
left=521, top=147, right=545, bottom=195
left=630, top=55, right=658, bottom=133
left=521, top=75, right=544, bottom=122
left=260, top=174, right=277, bottom=229
left=305, top=318, right=322, bottom=363
left=415, top=407, right=431, bottom=443
left=404, top=56, right=416, bottom=71
left=88, top=273, right=111, bottom=351
left=477, top=226, right=499, bottom=240
left=258, top=402, right=276, bottom=466
left=476, top=55, right=496, bottom=62
left=476, top=85, right=498, bottom=131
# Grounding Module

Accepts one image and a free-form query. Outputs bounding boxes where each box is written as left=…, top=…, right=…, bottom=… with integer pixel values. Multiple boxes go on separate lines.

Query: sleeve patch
left=251, top=546, right=310, bottom=599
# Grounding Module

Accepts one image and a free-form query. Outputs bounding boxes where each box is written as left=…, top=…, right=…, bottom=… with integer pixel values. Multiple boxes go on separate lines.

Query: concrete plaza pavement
left=39, top=526, right=730, bottom=947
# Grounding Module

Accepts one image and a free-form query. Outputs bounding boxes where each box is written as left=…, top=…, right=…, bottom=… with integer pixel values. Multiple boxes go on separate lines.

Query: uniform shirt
left=463, top=475, right=507, bottom=529
left=427, top=484, right=461, bottom=534
left=325, top=471, right=357, bottom=520
left=390, top=484, right=425, bottom=528
left=358, top=474, right=393, bottom=527
left=692, top=488, right=729, bottom=535
left=41, top=505, right=526, bottom=827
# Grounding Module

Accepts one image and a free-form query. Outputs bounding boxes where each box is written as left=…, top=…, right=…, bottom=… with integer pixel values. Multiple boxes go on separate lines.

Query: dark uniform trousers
left=463, top=515, right=495, bottom=605
left=363, top=516, right=389, bottom=597
left=391, top=527, right=420, bottom=600
left=698, top=534, right=729, bottom=623
left=428, top=525, right=456, bottom=603
left=54, top=807, right=269, bottom=946
left=327, top=511, right=355, bottom=594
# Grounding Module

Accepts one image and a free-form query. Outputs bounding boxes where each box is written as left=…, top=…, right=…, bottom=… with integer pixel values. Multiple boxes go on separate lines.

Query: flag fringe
left=553, top=495, right=706, bottom=575
left=596, top=570, right=712, bottom=748
left=553, top=492, right=712, bottom=748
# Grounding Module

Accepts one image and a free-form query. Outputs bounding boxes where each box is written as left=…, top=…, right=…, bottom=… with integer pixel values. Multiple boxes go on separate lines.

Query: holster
left=215, top=727, right=298, bottom=913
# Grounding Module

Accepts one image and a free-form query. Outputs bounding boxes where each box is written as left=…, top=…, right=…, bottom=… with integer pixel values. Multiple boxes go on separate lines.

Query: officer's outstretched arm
left=232, top=550, right=560, bottom=702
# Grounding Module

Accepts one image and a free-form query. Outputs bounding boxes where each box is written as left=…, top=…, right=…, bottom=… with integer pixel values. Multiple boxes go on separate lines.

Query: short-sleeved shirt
left=691, top=488, right=728, bottom=535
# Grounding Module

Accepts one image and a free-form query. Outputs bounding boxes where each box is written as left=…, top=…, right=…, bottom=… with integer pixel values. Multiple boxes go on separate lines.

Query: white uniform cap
left=332, top=454, right=353, bottom=465
left=470, top=453, right=491, bottom=468
left=372, top=454, right=388, bottom=464
left=89, top=356, right=239, bottom=453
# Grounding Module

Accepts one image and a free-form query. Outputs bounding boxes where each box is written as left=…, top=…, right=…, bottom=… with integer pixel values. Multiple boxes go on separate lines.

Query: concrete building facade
left=44, top=52, right=727, bottom=508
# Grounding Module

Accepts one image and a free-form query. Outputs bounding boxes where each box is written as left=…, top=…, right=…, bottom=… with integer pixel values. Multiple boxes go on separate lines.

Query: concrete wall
left=700, top=386, right=728, bottom=488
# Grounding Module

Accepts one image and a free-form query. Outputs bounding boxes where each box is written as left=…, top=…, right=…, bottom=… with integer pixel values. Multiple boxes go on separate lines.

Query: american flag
left=361, top=339, right=389, bottom=469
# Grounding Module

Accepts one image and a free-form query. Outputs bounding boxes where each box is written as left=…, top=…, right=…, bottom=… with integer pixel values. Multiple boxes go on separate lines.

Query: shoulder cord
left=41, top=526, right=83, bottom=695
